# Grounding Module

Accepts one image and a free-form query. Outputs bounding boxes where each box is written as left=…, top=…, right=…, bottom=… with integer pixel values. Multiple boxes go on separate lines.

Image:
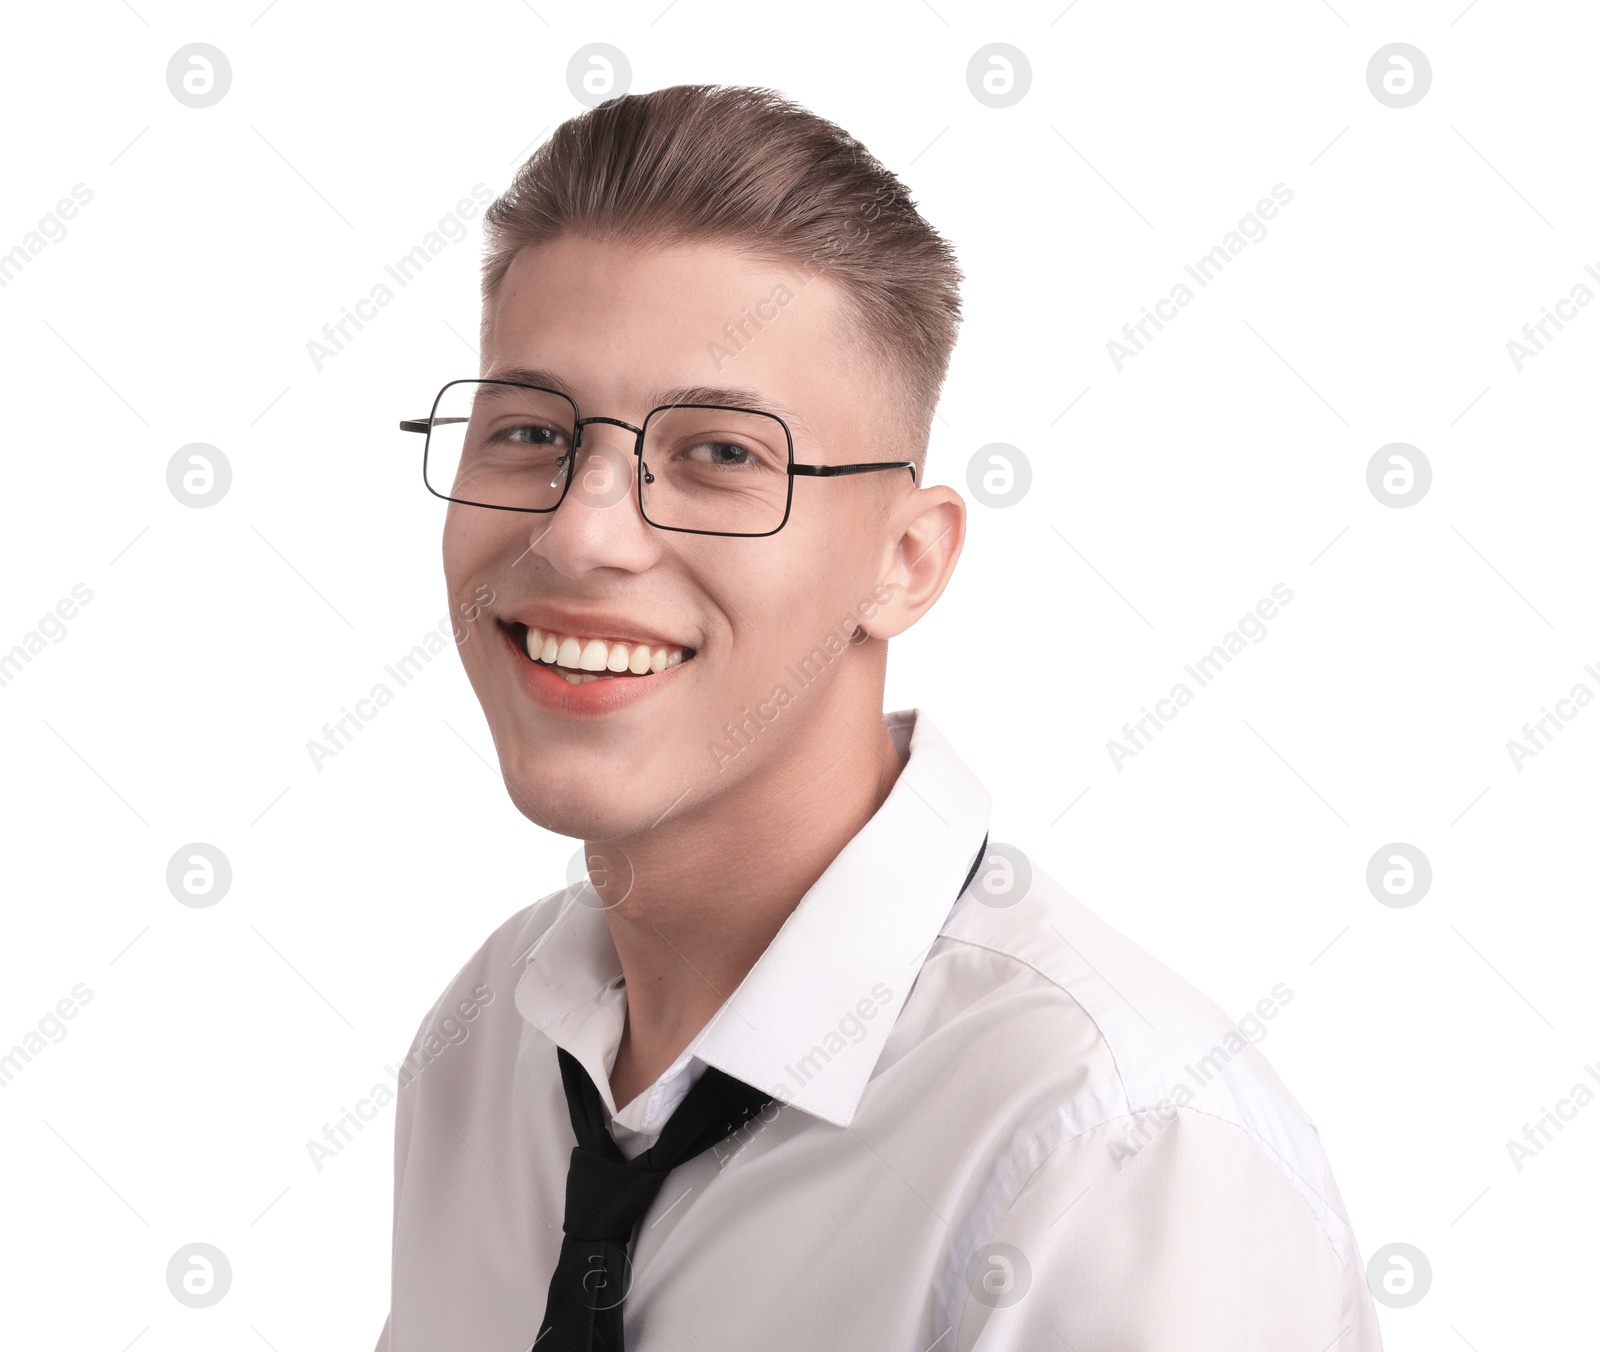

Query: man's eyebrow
left=479, top=372, right=810, bottom=435
left=653, top=385, right=807, bottom=432
left=480, top=366, right=580, bottom=400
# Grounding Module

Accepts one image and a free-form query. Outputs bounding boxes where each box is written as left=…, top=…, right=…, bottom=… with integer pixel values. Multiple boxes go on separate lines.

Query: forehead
left=483, top=235, right=871, bottom=432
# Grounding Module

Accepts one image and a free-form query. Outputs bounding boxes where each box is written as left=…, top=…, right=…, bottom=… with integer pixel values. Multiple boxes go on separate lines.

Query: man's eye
left=686, top=440, right=753, bottom=466
left=506, top=424, right=564, bottom=446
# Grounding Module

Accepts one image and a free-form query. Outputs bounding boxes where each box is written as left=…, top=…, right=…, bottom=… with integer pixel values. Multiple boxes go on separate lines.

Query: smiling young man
left=376, top=85, right=1383, bottom=1352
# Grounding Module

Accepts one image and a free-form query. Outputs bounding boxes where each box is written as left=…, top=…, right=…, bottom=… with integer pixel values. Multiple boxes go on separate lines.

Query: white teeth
left=523, top=624, right=690, bottom=674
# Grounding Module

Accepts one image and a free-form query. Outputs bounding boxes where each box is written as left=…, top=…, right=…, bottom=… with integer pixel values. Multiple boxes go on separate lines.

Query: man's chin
left=500, top=774, right=697, bottom=844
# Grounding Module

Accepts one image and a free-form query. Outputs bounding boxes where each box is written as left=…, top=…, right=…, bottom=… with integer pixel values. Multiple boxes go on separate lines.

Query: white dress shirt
left=376, top=709, right=1383, bottom=1351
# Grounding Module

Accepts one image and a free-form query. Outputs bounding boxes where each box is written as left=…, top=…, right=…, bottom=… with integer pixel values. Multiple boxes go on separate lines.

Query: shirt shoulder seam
left=927, top=928, right=1354, bottom=1258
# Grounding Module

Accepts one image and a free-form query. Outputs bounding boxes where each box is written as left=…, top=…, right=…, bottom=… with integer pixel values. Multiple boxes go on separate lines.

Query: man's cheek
left=440, top=515, right=474, bottom=595
left=442, top=527, right=511, bottom=632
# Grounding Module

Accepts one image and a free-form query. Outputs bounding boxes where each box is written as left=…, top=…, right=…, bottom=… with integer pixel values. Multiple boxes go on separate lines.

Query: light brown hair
left=479, top=84, right=962, bottom=458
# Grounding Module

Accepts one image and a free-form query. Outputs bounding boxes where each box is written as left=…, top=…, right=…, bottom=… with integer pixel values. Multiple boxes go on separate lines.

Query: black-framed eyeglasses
left=399, top=378, right=916, bottom=538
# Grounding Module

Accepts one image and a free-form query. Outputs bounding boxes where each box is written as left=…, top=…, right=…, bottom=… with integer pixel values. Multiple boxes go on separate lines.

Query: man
left=378, top=84, right=1383, bottom=1351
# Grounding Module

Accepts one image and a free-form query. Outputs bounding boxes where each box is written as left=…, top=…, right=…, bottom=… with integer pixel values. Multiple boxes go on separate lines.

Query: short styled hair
left=479, top=84, right=962, bottom=457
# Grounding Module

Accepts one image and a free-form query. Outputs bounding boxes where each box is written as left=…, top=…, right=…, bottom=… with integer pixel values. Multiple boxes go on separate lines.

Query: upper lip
left=502, top=609, right=696, bottom=652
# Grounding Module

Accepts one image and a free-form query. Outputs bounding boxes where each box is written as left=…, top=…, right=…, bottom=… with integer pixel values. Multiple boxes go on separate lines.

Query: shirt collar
left=514, top=708, right=991, bottom=1129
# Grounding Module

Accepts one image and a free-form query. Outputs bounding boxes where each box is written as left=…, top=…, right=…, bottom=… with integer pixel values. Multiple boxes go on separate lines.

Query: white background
left=1, top=1, right=1595, bottom=1348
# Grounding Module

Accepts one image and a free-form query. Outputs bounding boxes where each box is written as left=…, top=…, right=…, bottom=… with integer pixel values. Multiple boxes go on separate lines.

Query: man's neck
left=598, top=698, right=905, bottom=1112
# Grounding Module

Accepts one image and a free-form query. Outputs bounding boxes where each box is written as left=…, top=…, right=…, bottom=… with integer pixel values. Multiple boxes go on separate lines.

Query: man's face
left=444, top=235, right=909, bottom=842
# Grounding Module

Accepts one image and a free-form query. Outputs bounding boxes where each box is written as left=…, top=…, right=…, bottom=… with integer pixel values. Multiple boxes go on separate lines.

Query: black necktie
left=532, top=832, right=989, bottom=1349
left=533, top=1045, right=772, bottom=1350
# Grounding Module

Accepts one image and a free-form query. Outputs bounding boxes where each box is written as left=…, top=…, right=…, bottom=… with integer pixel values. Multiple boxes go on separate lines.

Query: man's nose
left=525, top=423, right=659, bottom=578
left=565, top=426, right=638, bottom=512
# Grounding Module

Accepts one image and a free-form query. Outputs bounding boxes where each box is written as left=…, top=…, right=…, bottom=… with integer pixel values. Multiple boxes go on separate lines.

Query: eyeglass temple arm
left=400, top=417, right=471, bottom=433
left=792, top=461, right=917, bottom=483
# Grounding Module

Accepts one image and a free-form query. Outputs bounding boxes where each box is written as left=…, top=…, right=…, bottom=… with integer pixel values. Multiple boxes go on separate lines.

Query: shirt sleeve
left=373, top=995, right=437, bottom=1352
left=955, top=1107, right=1384, bottom=1351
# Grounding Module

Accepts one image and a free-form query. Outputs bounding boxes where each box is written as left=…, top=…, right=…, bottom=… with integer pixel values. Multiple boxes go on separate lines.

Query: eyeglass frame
left=400, top=377, right=917, bottom=539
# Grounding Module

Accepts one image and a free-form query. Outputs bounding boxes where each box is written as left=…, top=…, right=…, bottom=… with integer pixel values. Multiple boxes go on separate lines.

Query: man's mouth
left=508, top=622, right=696, bottom=685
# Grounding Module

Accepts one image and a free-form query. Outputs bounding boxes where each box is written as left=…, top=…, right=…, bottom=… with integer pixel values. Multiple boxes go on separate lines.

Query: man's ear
left=859, top=484, right=966, bottom=640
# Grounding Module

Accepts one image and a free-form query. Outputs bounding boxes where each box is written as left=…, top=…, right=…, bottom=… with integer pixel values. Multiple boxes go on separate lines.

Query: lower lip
left=501, top=623, right=692, bottom=717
